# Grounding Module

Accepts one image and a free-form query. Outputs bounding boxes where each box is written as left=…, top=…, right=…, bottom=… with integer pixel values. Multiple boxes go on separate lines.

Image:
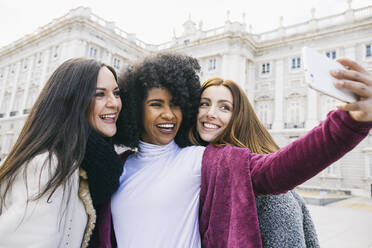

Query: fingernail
left=334, top=81, right=344, bottom=87
left=331, top=69, right=343, bottom=75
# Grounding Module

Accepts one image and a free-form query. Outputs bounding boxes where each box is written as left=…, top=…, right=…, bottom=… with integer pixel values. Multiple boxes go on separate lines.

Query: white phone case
left=302, top=46, right=357, bottom=103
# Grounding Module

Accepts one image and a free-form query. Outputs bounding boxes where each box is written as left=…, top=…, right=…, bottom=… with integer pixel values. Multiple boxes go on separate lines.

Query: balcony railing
left=284, top=122, right=305, bottom=129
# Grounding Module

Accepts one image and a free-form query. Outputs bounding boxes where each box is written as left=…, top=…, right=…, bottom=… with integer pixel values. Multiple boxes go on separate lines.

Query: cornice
left=0, top=14, right=149, bottom=59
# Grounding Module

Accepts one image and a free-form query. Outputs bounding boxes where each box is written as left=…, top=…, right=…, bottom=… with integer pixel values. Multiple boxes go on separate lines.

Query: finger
left=334, top=80, right=372, bottom=98
left=331, top=69, right=372, bottom=86
left=336, top=58, right=368, bottom=74
left=336, top=101, right=362, bottom=112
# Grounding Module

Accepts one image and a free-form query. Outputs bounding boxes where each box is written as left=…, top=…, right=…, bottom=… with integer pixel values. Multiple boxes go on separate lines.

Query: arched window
left=256, top=99, right=273, bottom=129
left=285, top=95, right=305, bottom=128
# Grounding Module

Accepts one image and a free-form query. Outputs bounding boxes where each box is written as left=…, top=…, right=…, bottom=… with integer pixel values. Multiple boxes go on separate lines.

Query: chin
left=200, top=134, right=215, bottom=143
left=98, top=129, right=116, bottom=138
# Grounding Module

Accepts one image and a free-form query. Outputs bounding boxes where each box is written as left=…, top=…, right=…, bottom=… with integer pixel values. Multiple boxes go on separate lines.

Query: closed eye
left=150, top=103, right=162, bottom=107
left=94, top=92, right=105, bottom=97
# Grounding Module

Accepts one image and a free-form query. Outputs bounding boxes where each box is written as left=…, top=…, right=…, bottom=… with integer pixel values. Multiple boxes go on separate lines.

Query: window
left=326, top=50, right=336, bottom=59
left=0, top=93, right=10, bottom=115
left=257, top=101, right=272, bottom=129
left=89, top=47, right=98, bottom=57
left=26, top=87, right=38, bottom=109
left=320, top=96, right=338, bottom=120
left=285, top=97, right=305, bottom=128
left=291, top=57, right=301, bottom=69
left=11, top=90, right=23, bottom=116
left=208, top=58, right=216, bottom=71
left=113, top=58, right=121, bottom=70
left=367, top=154, right=372, bottom=178
left=261, top=63, right=270, bottom=74
left=326, top=164, right=337, bottom=176
left=366, top=44, right=371, bottom=58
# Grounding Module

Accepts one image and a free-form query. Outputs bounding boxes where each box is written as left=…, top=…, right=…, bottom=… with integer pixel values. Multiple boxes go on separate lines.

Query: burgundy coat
left=92, top=110, right=372, bottom=247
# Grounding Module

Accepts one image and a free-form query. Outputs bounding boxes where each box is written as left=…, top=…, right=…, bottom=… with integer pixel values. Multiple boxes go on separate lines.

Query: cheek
left=222, top=113, right=233, bottom=126
left=197, top=108, right=206, bottom=121
left=88, top=105, right=98, bottom=128
left=117, top=100, right=122, bottom=112
left=175, top=109, right=183, bottom=124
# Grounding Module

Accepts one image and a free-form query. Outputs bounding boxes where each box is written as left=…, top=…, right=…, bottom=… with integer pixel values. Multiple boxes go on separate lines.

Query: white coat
left=0, top=153, right=96, bottom=248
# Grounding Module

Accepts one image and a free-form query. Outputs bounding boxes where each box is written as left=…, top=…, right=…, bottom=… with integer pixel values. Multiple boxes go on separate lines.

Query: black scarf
left=81, top=130, right=124, bottom=208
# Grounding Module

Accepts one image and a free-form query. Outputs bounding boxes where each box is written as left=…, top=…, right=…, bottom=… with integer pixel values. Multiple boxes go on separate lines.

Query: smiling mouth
left=203, top=122, right=219, bottom=129
left=99, top=113, right=117, bottom=122
left=156, top=123, right=176, bottom=133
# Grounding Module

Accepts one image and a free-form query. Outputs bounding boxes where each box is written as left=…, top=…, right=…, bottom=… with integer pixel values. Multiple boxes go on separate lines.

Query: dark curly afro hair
left=113, top=53, right=201, bottom=148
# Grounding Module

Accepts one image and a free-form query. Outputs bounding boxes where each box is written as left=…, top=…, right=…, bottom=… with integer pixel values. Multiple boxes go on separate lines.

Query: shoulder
left=255, top=191, right=300, bottom=213
left=24, top=152, right=58, bottom=179
left=179, top=145, right=206, bottom=155
left=203, top=144, right=252, bottom=164
left=177, top=145, right=206, bottom=171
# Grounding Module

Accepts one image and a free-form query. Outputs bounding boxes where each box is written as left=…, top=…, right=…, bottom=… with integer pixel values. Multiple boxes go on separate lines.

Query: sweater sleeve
left=250, top=110, right=372, bottom=195
left=291, top=191, right=320, bottom=248
left=0, top=153, right=65, bottom=247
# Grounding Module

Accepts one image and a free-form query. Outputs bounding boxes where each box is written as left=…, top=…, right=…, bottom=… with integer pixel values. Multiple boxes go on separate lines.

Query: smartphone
left=302, top=46, right=358, bottom=103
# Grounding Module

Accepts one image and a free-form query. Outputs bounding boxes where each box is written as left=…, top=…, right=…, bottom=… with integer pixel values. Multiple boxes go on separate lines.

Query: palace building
left=1, top=1, right=372, bottom=192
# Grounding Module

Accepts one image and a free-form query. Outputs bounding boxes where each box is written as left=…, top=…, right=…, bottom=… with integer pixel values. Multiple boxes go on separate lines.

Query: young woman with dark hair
left=189, top=77, right=319, bottom=247
left=0, top=58, right=123, bottom=247
left=96, top=53, right=372, bottom=248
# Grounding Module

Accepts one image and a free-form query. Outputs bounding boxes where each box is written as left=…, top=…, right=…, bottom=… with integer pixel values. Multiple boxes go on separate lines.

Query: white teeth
left=100, top=114, right=116, bottom=119
left=157, top=123, right=175, bottom=129
left=203, top=122, right=218, bottom=129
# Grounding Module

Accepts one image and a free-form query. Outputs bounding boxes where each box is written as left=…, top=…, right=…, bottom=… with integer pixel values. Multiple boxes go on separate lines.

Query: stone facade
left=1, top=3, right=372, bottom=191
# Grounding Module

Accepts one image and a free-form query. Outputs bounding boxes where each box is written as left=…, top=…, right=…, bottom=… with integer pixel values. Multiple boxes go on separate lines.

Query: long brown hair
left=0, top=58, right=117, bottom=213
left=189, top=77, right=279, bottom=154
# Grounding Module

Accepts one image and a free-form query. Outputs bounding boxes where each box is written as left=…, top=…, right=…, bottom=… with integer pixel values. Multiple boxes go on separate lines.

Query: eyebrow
left=146, top=98, right=165, bottom=104
left=96, top=86, right=119, bottom=91
left=201, top=97, right=233, bottom=105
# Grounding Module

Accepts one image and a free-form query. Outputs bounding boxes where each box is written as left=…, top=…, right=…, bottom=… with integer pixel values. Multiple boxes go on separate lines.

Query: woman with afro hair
left=94, top=53, right=372, bottom=248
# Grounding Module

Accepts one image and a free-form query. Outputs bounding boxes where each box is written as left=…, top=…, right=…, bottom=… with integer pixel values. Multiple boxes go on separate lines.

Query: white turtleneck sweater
left=111, top=141, right=205, bottom=248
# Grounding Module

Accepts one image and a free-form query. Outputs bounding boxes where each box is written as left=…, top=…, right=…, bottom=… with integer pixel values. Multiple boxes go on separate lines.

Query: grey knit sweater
left=256, top=190, right=320, bottom=248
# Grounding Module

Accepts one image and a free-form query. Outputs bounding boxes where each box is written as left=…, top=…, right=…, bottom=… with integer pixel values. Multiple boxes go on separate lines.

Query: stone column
left=272, top=59, right=284, bottom=130
left=106, top=50, right=113, bottom=65
left=39, top=48, right=51, bottom=92
left=58, top=41, right=70, bottom=63
left=7, top=62, right=21, bottom=117
left=20, top=55, right=36, bottom=114
left=305, top=87, right=318, bottom=128
left=0, top=65, right=9, bottom=115
left=245, top=60, right=255, bottom=102
left=61, top=39, right=86, bottom=62
left=344, top=45, right=356, bottom=60
left=221, top=53, right=246, bottom=89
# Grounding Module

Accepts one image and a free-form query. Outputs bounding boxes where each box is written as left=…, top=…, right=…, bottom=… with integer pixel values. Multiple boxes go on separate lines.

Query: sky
left=0, top=0, right=371, bottom=48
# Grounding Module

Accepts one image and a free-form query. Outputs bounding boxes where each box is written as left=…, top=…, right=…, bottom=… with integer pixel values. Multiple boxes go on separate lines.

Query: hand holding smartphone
left=302, top=47, right=358, bottom=103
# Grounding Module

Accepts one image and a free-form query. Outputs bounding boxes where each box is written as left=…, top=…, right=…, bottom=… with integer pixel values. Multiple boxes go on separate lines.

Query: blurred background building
left=0, top=2, right=372, bottom=192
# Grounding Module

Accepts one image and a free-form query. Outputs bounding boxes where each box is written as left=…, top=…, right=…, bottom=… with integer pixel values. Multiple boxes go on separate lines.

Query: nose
left=106, top=94, right=121, bottom=109
left=206, top=106, right=217, bottom=119
left=161, top=105, right=176, bottom=120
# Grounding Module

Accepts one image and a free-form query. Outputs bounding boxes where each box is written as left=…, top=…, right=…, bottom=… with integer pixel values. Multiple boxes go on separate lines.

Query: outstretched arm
left=251, top=59, right=372, bottom=195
